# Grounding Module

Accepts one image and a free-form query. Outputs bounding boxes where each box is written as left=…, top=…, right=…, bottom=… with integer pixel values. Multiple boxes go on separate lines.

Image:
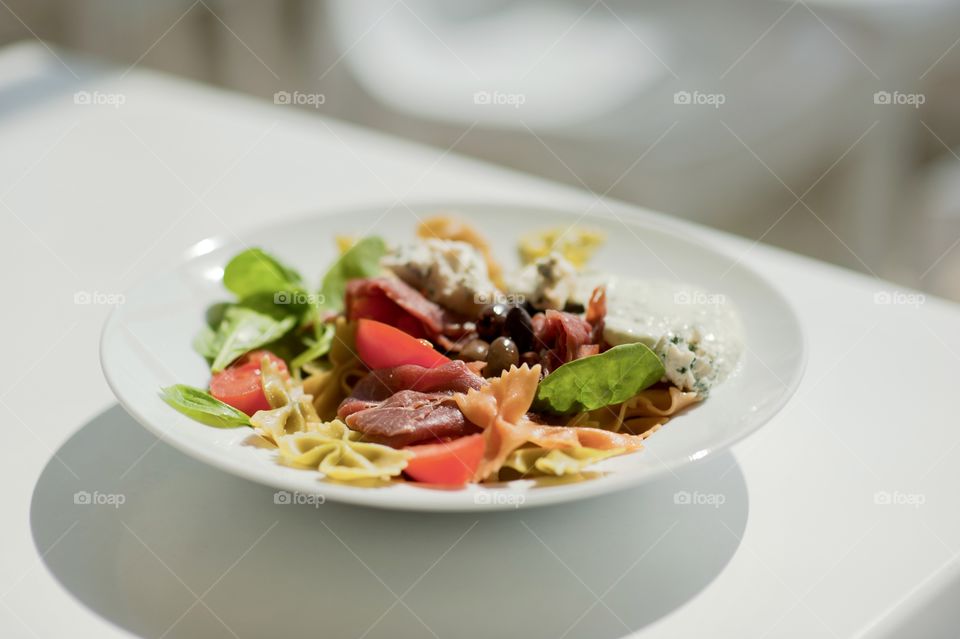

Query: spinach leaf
left=208, top=306, right=297, bottom=372
left=223, top=248, right=304, bottom=299
left=290, top=321, right=335, bottom=370
left=319, top=236, right=386, bottom=310
left=160, top=385, right=251, bottom=428
left=534, top=343, right=665, bottom=414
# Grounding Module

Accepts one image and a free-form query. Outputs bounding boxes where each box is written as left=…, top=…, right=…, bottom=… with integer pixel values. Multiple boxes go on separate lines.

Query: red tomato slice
left=209, top=350, right=288, bottom=416
left=232, top=350, right=289, bottom=375
left=355, top=319, right=450, bottom=370
left=403, top=434, right=485, bottom=486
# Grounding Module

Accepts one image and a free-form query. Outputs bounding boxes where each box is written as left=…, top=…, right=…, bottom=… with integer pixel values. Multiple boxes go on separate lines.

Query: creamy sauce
left=580, top=276, right=744, bottom=395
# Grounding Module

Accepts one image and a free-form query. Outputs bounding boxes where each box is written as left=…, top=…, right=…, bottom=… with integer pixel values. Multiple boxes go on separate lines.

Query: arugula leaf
left=208, top=306, right=297, bottom=372
left=534, top=343, right=665, bottom=414
left=160, top=385, right=251, bottom=428
left=290, top=321, right=335, bottom=370
left=223, top=248, right=304, bottom=299
left=319, top=236, right=386, bottom=310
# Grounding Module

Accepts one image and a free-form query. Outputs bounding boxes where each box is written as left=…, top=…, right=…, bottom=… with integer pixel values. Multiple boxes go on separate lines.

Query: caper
left=476, top=303, right=509, bottom=341
left=505, top=305, right=534, bottom=352
left=460, top=338, right=489, bottom=363
left=484, top=336, right=519, bottom=377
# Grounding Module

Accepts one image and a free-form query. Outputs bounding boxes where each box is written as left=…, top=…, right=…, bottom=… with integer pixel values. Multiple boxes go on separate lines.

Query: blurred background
left=3, top=0, right=960, bottom=300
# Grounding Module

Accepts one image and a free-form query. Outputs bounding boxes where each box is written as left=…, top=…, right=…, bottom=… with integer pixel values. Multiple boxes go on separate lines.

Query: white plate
left=101, top=202, right=805, bottom=511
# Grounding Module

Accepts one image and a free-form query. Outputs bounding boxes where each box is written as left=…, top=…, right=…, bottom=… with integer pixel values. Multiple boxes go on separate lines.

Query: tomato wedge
left=209, top=350, right=288, bottom=416
left=355, top=318, right=450, bottom=370
left=403, top=434, right=485, bottom=485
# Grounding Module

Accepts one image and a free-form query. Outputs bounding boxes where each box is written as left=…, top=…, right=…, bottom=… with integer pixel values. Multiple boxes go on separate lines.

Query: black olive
left=563, top=301, right=586, bottom=314
left=476, top=303, right=509, bottom=341
left=460, top=339, right=489, bottom=363
left=520, top=351, right=540, bottom=368
left=484, top=337, right=519, bottom=377
left=505, top=305, right=535, bottom=352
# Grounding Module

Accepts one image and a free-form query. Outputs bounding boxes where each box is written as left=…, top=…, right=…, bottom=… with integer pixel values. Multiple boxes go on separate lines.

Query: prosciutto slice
left=345, top=276, right=472, bottom=349
left=532, top=310, right=596, bottom=372
left=338, top=360, right=484, bottom=416
left=345, top=277, right=446, bottom=340
left=337, top=360, right=485, bottom=447
left=454, top=364, right=645, bottom=481
left=343, top=390, right=479, bottom=447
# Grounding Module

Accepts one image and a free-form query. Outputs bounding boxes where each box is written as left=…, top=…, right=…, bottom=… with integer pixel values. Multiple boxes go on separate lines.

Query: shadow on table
left=31, top=405, right=749, bottom=639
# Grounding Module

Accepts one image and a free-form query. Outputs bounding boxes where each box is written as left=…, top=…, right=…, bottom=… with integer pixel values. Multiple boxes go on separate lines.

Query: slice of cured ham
left=532, top=310, right=596, bottom=372
left=345, top=277, right=446, bottom=340
left=337, top=360, right=485, bottom=447
left=343, top=390, right=479, bottom=447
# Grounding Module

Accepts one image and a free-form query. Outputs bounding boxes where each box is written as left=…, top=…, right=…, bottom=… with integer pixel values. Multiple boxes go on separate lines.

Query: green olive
left=484, top=337, right=519, bottom=377
left=460, top=338, right=489, bottom=362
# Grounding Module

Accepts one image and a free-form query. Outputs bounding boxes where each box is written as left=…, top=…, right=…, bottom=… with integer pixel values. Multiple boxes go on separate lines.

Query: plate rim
left=100, top=200, right=808, bottom=512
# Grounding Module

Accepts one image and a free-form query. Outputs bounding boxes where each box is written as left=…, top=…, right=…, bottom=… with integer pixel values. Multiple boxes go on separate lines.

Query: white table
left=2, top=41, right=959, bottom=639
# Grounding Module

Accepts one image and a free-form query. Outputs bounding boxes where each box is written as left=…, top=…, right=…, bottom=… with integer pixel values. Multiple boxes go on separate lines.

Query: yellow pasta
left=276, top=420, right=410, bottom=481
left=518, top=227, right=605, bottom=268
left=302, top=318, right=366, bottom=421
left=565, top=386, right=701, bottom=436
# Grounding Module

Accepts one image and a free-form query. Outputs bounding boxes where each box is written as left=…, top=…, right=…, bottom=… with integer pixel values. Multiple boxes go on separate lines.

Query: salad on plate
left=161, top=216, right=744, bottom=487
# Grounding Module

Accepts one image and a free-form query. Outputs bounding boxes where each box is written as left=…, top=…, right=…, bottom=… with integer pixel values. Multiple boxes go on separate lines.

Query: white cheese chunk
left=381, top=239, right=499, bottom=316
left=508, top=252, right=578, bottom=310
left=582, top=276, right=743, bottom=396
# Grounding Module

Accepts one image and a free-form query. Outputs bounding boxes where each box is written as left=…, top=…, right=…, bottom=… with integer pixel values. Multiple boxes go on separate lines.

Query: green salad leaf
left=319, top=236, right=386, bottom=310
left=208, top=306, right=297, bottom=372
left=160, top=385, right=251, bottom=428
left=223, top=248, right=304, bottom=299
left=534, top=343, right=665, bottom=414
left=290, top=321, right=335, bottom=370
